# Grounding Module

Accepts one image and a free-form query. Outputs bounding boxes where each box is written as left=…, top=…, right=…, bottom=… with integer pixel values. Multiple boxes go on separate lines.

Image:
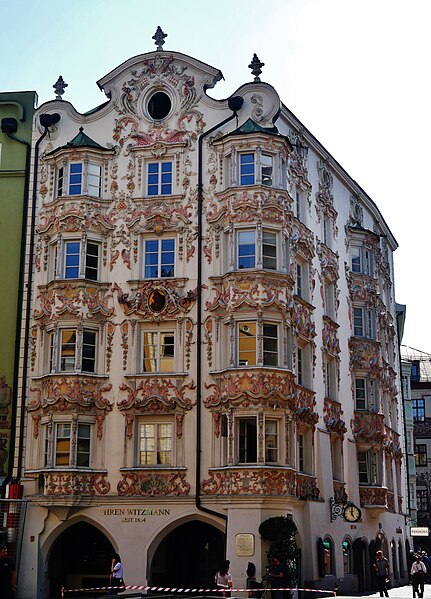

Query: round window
left=148, top=92, right=172, bottom=120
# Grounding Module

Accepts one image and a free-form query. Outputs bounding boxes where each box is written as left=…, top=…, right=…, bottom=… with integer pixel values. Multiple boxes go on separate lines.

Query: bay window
left=55, top=238, right=100, bottom=281
left=358, top=450, right=382, bottom=485
left=237, top=321, right=278, bottom=367
left=45, top=420, right=92, bottom=468
left=48, top=328, right=97, bottom=374
left=239, top=152, right=273, bottom=186
left=57, top=161, right=102, bottom=198
left=237, top=416, right=280, bottom=464
left=236, top=228, right=279, bottom=271
left=353, top=306, right=375, bottom=339
left=351, top=244, right=373, bottom=276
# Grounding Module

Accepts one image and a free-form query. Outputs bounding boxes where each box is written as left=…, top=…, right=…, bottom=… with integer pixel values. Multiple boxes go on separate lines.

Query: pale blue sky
left=2, top=0, right=430, bottom=350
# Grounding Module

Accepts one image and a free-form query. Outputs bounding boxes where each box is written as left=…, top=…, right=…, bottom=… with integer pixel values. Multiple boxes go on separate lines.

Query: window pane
left=240, top=154, right=255, bottom=185
left=77, top=423, right=91, bottom=467
left=355, top=379, right=367, bottom=410
left=160, top=333, right=175, bottom=372
left=263, top=232, right=277, bottom=269
left=157, top=423, right=172, bottom=464
left=265, top=419, right=278, bottom=463
left=238, top=322, right=256, bottom=366
left=239, top=418, right=257, bottom=463
left=65, top=241, right=80, bottom=278
left=140, top=424, right=155, bottom=464
left=82, top=330, right=96, bottom=372
left=351, top=247, right=361, bottom=273
left=85, top=242, right=99, bottom=280
left=61, top=330, right=76, bottom=371
left=353, top=308, right=364, bottom=336
left=261, top=154, right=273, bottom=186
left=263, top=324, right=278, bottom=366
left=238, top=231, right=256, bottom=269
left=55, top=423, right=71, bottom=466
left=69, top=163, right=83, bottom=195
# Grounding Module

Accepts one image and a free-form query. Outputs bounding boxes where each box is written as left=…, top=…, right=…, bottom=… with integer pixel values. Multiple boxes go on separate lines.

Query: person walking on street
left=411, top=553, right=427, bottom=598
left=0, top=545, right=17, bottom=599
left=373, top=550, right=390, bottom=597
left=109, top=553, right=124, bottom=595
left=215, top=559, right=233, bottom=597
left=268, top=555, right=287, bottom=599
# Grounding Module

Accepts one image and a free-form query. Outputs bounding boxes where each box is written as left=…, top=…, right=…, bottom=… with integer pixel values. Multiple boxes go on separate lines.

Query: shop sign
left=411, top=527, right=429, bottom=536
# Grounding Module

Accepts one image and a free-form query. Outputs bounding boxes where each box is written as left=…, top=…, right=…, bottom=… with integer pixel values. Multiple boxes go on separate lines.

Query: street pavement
left=336, top=583, right=416, bottom=598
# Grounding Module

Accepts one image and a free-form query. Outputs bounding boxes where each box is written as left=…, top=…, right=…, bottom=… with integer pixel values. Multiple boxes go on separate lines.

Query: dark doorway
left=48, top=521, right=115, bottom=597
left=151, top=521, right=225, bottom=588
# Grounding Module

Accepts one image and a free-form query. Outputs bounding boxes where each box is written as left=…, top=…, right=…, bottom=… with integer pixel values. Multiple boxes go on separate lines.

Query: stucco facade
left=0, top=91, right=36, bottom=482
left=17, top=36, right=407, bottom=598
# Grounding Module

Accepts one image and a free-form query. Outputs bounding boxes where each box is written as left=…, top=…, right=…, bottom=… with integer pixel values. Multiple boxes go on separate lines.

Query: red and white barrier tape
left=61, top=584, right=336, bottom=597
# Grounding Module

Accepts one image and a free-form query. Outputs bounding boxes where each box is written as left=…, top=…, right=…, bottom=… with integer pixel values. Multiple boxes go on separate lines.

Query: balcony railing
left=201, top=467, right=320, bottom=500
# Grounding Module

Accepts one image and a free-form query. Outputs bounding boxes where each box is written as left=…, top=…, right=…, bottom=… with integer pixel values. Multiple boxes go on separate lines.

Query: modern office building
left=15, top=31, right=407, bottom=597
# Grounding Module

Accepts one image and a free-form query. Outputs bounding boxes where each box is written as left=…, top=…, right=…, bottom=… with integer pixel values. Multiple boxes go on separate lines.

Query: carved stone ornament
left=113, top=281, right=197, bottom=321
left=33, top=283, right=114, bottom=322
left=28, top=378, right=113, bottom=414
left=201, top=467, right=296, bottom=496
left=45, top=471, right=110, bottom=496
left=323, top=399, right=347, bottom=437
left=117, top=470, right=190, bottom=496
left=351, top=411, right=385, bottom=445
left=118, top=378, right=196, bottom=414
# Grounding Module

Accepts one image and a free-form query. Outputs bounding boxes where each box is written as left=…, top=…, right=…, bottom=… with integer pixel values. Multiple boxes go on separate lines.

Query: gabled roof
left=47, top=127, right=110, bottom=155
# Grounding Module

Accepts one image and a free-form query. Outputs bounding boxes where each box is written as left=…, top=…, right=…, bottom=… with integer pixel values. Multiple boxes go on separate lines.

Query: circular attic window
left=148, top=91, right=172, bottom=120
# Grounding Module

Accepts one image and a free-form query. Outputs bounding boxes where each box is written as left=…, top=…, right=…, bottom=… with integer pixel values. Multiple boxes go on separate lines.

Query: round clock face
left=344, top=504, right=361, bottom=522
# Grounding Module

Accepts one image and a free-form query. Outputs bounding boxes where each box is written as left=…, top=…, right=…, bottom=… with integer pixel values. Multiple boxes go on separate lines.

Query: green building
left=0, top=91, right=37, bottom=482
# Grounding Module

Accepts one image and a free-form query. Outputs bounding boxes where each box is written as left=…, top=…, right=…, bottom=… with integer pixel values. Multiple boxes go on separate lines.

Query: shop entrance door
left=48, top=521, right=115, bottom=597
left=150, top=520, right=225, bottom=588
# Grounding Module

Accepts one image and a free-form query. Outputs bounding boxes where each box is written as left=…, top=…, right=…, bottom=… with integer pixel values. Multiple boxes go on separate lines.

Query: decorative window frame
left=136, top=415, right=176, bottom=467
left=49, top=233, right=103, bottom=282
left=225, top=224, right=289, bottom=274
left=46, top=323, right=101, bottom=375
left=42, top=413, right=97, bottom=470
left=129, top=143, right=187, bottom=200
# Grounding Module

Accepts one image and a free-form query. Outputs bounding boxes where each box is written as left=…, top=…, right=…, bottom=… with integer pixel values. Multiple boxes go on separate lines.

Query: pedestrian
left=109, top=553, right=124, bottom=595
left=268, top=555, right=287, bottom=599
left=373, top=550, right=390, bottom=598
left=0, top=545, right=17, bottom=599
left=411, top=554, right=427, bottom=598
left=215, top=559, right=233, bottom=597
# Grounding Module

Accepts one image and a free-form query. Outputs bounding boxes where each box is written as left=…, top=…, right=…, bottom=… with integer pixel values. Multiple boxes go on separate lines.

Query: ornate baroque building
left=16, top=31, right=408, bottom=597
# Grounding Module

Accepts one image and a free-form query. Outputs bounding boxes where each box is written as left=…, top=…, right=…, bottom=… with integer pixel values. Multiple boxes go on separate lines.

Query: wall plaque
left=235, top=533, right=255, bottom=557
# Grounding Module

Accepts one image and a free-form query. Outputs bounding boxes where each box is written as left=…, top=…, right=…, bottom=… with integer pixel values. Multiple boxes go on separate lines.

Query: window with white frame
left=322, top=216, right=332, bottom=249
left=295, top=259, right=309, bottom=300
left=325, top=357, right=337, bottom=400
left=45, top=421, right=92, bottom=468
left=57, top=161, right=102, bottom=198
left=237, top=321, right=278, bottom=367
left=147, top=161, right=173, bottom=196
left=237, top=415, right=280, bottom=464
left=142, top=330, right=175, bottom=373
left=138, top=420, right=173, bottom=466
left=144, top=238, right=175, bottom=278
left=239, top=152, right=273, bottom=187
left=296, top=342, right=311, bottom=387
left=358, top=450, right=382, bottom=485
left=236, top=229, right=279, bottom=271
left=351, top=244, right=373, bottom=276
left=295, top=189, right=306, bottom=222
left=48, top=328, right=97, bottom=374
left=353, top=306, right=375, bottom=339
left=298, top=427, right=313, bottom=474
left=54, top=239, right=100, bottom=281
left=354, top=377, right=378, bottom=411
left=324, top=281, right=336, bottom=320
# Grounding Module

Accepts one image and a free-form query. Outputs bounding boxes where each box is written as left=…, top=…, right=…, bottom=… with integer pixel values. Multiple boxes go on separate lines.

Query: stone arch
left=43, top=516, right=116, bottom=598
left=147, top=512, right=225, bottom=588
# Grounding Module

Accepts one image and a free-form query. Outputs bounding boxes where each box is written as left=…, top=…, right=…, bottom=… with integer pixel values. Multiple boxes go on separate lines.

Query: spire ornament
left=53, top=76, right=68, bottom=100
left=248, top=54, right=265, bottom=82
left=153, top=26, right=167, bottom=51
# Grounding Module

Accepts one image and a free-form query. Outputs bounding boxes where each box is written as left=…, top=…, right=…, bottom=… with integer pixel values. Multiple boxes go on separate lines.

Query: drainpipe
left=14, top=112, right=60, bottom=480
left=0, top=112, right=31, bottom=484
left=195, top=96, right=243, bottom=524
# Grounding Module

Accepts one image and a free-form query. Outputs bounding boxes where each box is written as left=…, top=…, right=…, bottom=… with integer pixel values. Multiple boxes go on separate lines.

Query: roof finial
left=153, top=26, right=167, bottom=51
left=53, top=76, right=68, bottom=100
left=248, top=54, right=264, bottom=83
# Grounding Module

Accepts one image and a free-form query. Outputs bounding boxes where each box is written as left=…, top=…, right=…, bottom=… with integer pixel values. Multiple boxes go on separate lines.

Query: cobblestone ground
left=336, top=583, right=417, bottom=598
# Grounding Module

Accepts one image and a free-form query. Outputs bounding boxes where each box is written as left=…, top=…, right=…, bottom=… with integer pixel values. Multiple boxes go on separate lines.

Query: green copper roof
left=233, top=118, right=279, bottom=135
left=65, top=127, right=106, bottom=149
